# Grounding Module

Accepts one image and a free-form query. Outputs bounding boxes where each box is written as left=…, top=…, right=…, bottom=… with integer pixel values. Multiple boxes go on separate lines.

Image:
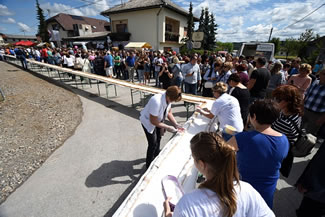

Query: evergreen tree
left=198, top=8, right=204, bottom=31
left=36, top=0, right=49, bottom=42
left=202, top=8, right=210, bottom=50
left=207, top=13, right=217, bottom=50
left=187, top=2, right=194, bottom=41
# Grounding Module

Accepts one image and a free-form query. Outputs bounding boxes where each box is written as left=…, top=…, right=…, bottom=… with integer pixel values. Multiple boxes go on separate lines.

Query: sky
left=0, top=0, right=325, bottom=42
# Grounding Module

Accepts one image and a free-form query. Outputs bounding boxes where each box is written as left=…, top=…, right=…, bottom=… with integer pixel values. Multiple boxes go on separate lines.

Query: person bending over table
left=140, top=86, right=184, bottom=169
left=196, top=82, right=243, bottom=140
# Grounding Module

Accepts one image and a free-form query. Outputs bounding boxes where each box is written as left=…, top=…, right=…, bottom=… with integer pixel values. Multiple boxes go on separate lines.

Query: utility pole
left=268, top=27, right=273, bottom=42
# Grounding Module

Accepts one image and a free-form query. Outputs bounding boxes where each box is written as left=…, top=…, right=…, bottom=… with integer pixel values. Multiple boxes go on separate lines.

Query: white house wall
left=109, top=7, right=188, bottom=51
left=47, top=21, right=68, bottom=39
left=109, top=8, right=161, bottom=50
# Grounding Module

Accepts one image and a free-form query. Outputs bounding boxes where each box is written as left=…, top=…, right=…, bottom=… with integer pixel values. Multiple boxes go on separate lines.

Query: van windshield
left=241, top=44, right=273, bottom=61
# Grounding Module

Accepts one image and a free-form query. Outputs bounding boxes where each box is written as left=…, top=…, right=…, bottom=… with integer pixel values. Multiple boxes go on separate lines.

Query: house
left=305, top=36, right=325, bottom=64
left=0, top=33, right=38, bottom=44
left=46, top=13, right=110, bottom=47
left=101, top=0, right=199, bottom=52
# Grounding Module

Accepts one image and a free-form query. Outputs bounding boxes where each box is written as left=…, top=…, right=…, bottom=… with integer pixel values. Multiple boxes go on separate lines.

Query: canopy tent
left=13, top=40, right=36, bottom=47
left=124, top=42, right=152, bottom=50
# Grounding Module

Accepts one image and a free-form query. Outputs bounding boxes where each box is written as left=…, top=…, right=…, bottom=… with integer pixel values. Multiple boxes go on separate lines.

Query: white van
left=238, top=42, right=275, bottom=62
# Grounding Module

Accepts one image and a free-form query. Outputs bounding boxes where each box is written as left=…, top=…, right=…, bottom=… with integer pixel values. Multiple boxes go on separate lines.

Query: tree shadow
left=85, top=158, right=146, bottom=188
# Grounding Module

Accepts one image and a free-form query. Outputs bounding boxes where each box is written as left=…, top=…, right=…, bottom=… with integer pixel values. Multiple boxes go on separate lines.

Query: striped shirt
left=271, top=113, right=302, bottom=145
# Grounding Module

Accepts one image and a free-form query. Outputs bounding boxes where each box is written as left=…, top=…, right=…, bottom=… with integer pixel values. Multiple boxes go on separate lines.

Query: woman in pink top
left=288, top=63, right=312, bottom=95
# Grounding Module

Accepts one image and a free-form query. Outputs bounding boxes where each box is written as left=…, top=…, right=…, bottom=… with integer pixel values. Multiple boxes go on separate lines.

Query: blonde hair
left=213, top=82, right=228, bottom=94
left=223, top=62, right=233, bottom=69
left=300, top=63, right=312, bottom=74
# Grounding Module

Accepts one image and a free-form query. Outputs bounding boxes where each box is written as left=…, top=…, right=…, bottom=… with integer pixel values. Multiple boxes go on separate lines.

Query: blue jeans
left=172, top=76, right=183, bottom=87
left=138, top=69, right=144, bottom=83
left=155, top=71, right=160, bottom=87
left=184, top=82, right=197, bottom=95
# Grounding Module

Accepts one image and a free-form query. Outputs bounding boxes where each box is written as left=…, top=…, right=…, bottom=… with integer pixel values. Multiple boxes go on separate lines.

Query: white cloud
left=1, top=17, right=16, bottom=23
left=0, top=4, right=13, bottom=16
left=17, top=22, right=32, bottom=32
left=41, top=0, right=110, bottom=18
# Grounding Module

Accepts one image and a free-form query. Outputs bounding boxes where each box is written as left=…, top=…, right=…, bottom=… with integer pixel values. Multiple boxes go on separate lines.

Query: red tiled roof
left=46, top=13, right=110, bottom=32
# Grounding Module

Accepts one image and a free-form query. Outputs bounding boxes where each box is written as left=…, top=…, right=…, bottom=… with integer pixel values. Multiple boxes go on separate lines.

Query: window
left=184, top=27, right=188, bottom=37
left=52, top=24, right=59, bottom=31
left=116, top=24, right=127, bottom=33
left=165, top=24, right=172, bottom=32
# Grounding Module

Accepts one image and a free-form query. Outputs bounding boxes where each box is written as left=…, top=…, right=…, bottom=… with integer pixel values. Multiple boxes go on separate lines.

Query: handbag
left=289, top=119, right=317, bottom=157
left=204, top=81, right=214, bottom=88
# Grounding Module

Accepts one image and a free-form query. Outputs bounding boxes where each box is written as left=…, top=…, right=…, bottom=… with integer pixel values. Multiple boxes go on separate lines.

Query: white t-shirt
left=210, top=93, right=243, bottom=132
left=140, top=93, right=171, bottom=134
left=173, top=181, right=275, bottom=217
left=154, top=57, right=163, bottom=72
left=66, top=56, right=75, bottom=67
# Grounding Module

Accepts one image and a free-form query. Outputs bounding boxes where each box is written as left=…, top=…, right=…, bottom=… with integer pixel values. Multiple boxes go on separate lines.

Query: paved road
left=0, top=62, right=318, bottom=217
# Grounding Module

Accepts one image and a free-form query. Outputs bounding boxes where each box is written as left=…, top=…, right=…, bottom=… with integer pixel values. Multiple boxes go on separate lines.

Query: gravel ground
left=0, top=62, right=83, bottom=204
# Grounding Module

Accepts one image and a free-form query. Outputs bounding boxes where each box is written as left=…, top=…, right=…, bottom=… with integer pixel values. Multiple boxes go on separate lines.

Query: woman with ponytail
left=164, top=132, right=274, bottom=217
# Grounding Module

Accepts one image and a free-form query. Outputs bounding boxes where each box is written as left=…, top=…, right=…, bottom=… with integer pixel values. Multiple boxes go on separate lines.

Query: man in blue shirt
left=289, top=57, right=301, bottom=76
left=182, top=55, right=201, bottom=95
left=104, top=51, right=114, bottom=78
left=125, top=52, right=136, bottom=82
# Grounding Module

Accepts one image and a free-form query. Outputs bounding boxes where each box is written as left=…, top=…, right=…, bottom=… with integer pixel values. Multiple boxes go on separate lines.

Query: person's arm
left=150, top=114, right=177, bottom=132
left=104, top=60, right=107, bottom=68
left=167, top=109, right=183, bottom=130
left=227, top=136, right=239, bottom=151
left=247, top=70, right=258, bottom=90
left=167, top=69, right=173, bottom=79
left=159, top=67, right=165, bottom=77
left=196, top=107, right=214, bottom=119
left=247, top=78, right=256, bottom=90
left=164, top=198, right=173, bottom=217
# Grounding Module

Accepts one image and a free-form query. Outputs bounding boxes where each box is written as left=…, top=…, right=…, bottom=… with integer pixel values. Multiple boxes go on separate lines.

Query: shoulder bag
left=288, top=118, right=317, bottom=157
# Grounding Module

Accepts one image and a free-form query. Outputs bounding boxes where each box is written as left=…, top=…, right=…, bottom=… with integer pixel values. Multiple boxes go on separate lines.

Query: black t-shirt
left=137, top=60, right=144, bottom=70
left=230, top=87, right=250, bottom=122
left=159, top=67, right=172, bottom=89
left=250, top=67, right=271, bottom=98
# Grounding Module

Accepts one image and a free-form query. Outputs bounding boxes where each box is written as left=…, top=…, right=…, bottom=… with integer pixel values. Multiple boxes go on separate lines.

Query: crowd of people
left=1, top=45, right=324, bottom=216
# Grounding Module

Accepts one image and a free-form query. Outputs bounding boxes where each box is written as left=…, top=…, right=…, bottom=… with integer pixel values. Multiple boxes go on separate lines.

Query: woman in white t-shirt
left=164, top=132, right=275, bottom=217
left=196, top=82, right=243, bottom=140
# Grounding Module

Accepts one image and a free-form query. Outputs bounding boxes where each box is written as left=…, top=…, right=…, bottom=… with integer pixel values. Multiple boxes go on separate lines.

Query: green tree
left=297, top=29, right=316, bottom=58
left=270, top=37, right=280, bottom=54
left=187, top=2, right=194, bottom=41
left=36, top=0, right=49, bottom=42
left=198, top=8, right=204, bottom=32
left=207, top=13, right=217, bottom=50
left=202, top=8, right=210, bottom=50
left=216, top=42, right=233, bottom=52
left=283, top=38, right=299, bottom=58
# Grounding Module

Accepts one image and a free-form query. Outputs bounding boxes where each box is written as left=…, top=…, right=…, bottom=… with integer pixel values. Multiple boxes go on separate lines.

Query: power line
left=283, top=3, right=325, bottom=30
